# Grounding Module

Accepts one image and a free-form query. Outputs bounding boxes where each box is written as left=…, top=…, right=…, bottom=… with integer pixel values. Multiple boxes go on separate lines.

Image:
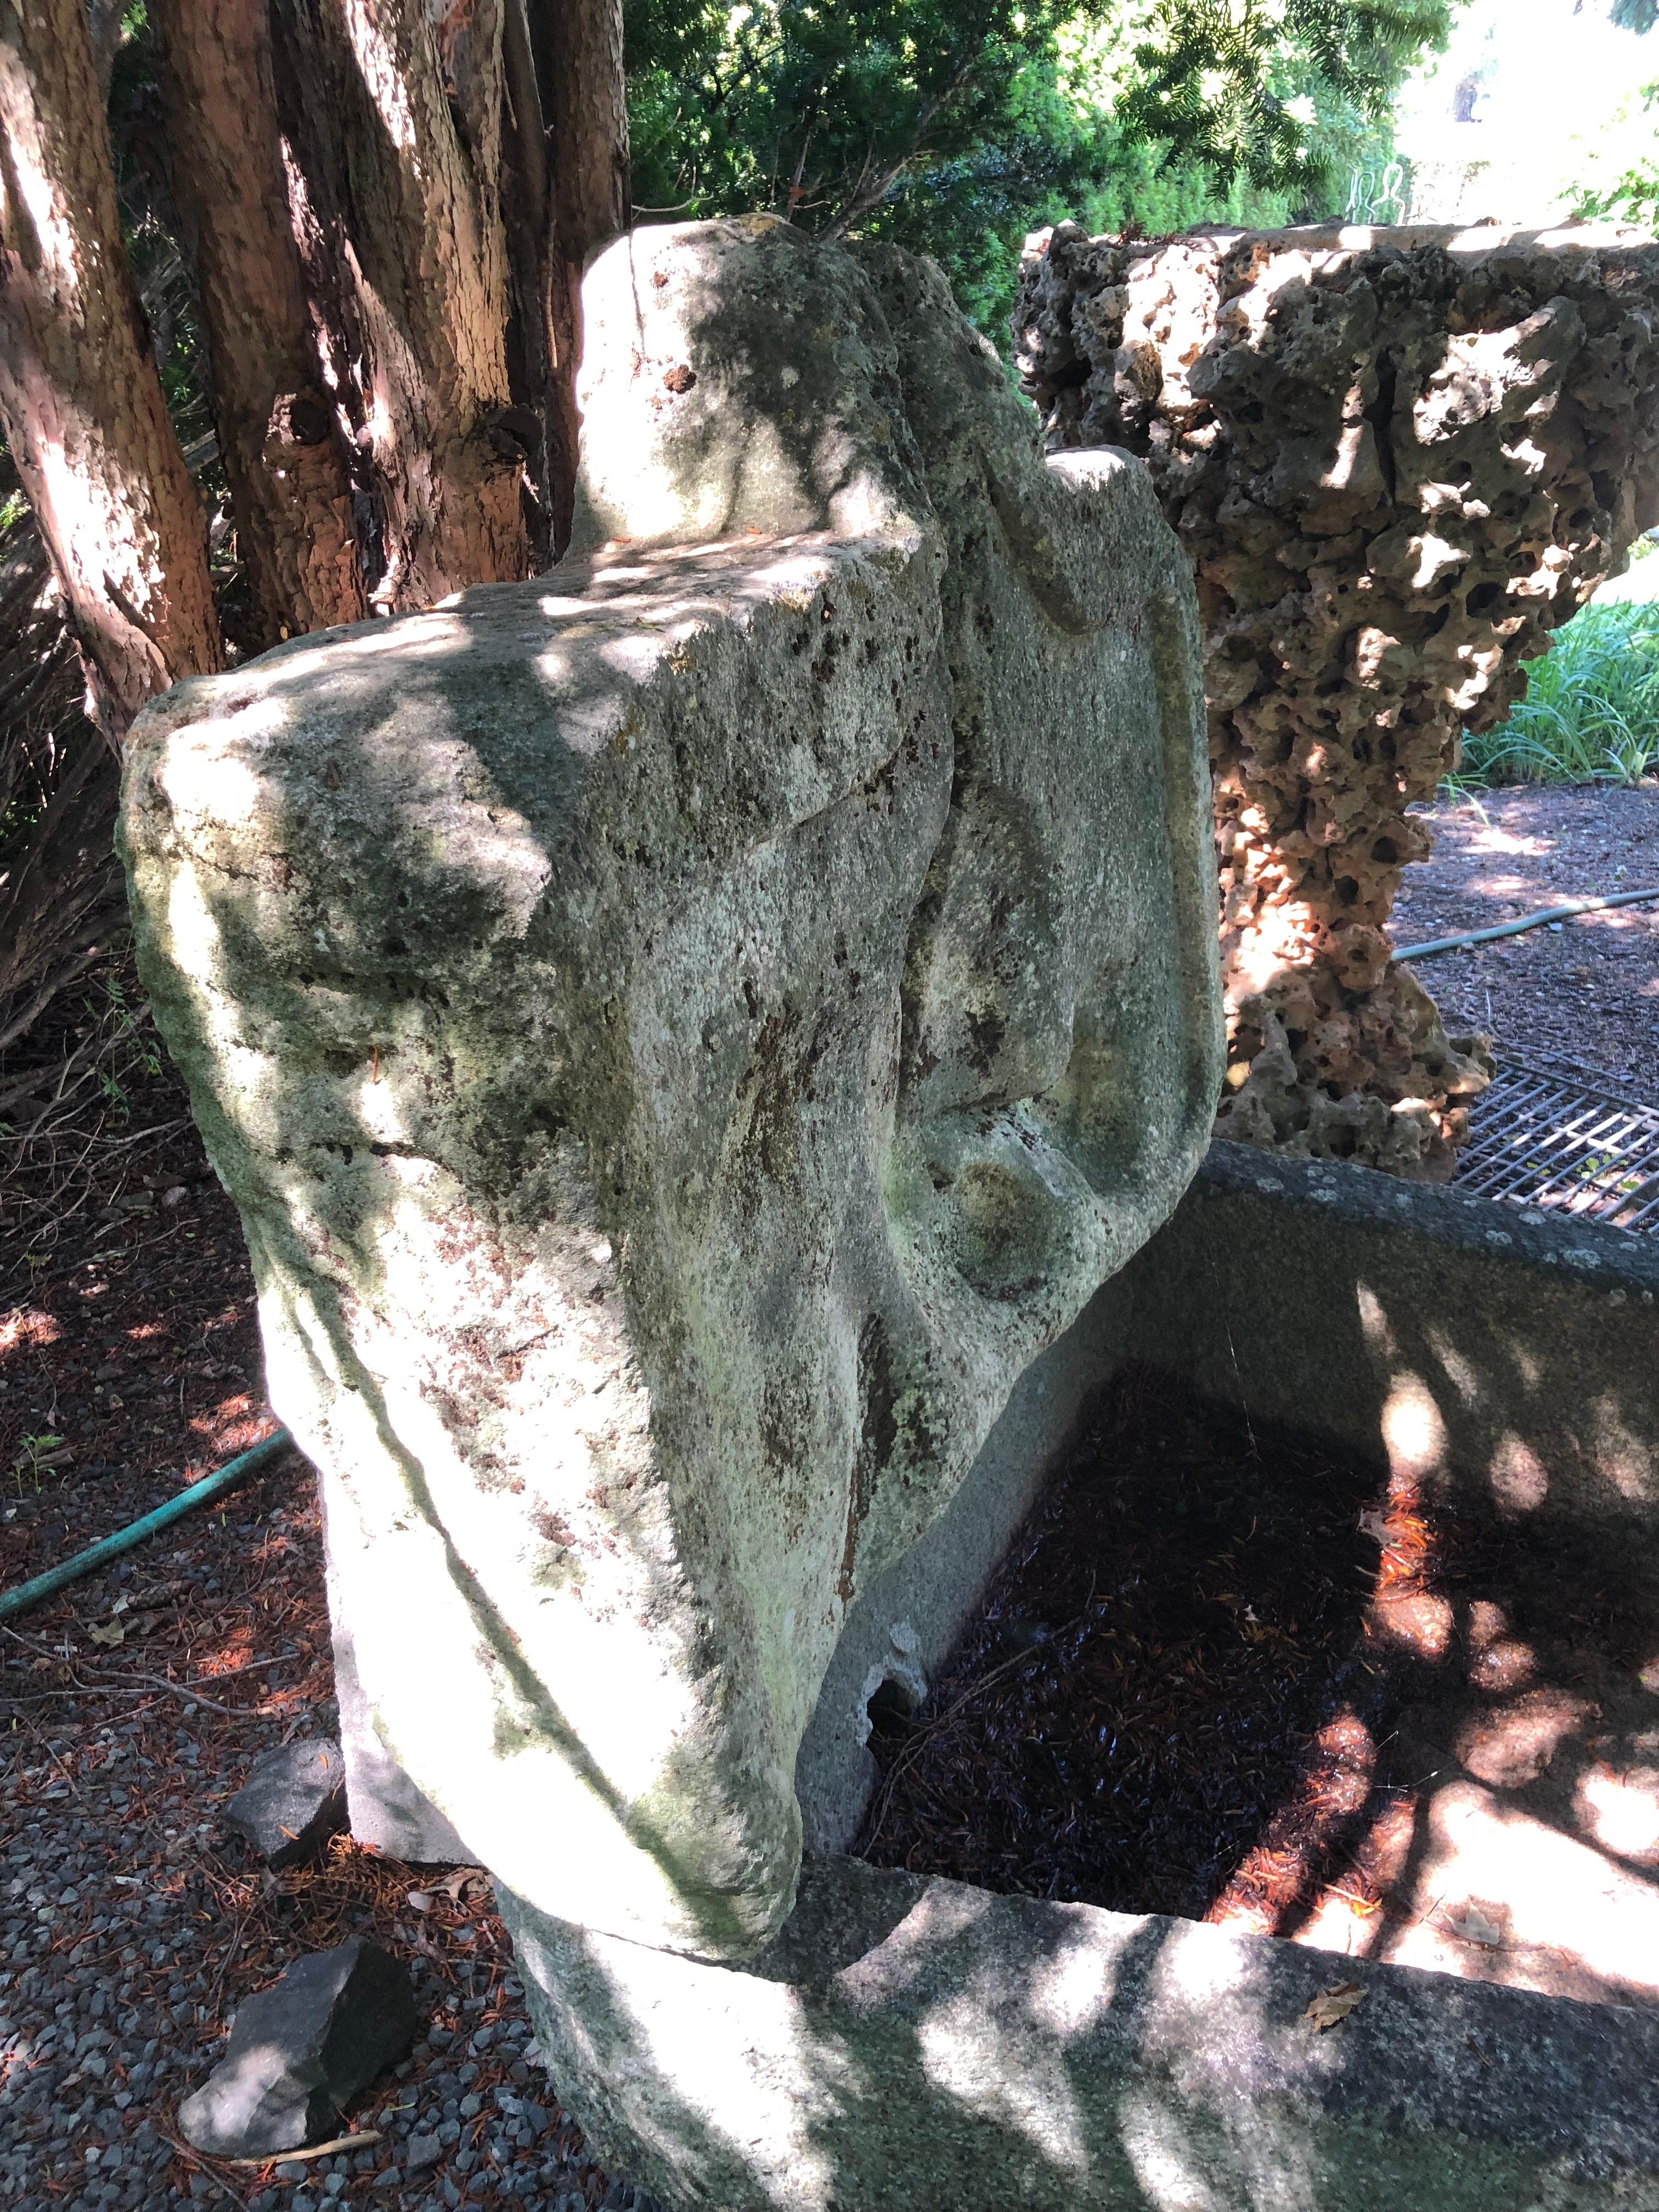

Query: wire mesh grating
left=1456, top=1052, right=1659, bottom=1235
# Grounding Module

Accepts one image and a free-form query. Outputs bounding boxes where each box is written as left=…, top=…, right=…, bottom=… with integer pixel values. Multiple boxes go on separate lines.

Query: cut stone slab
left=223, top=1736, right=348, bottom=1868
left=506, top=1854, right=1659, bottom=2211
left=177, top=1937, right=416, bottom=2158
left=120, top=215, right=1221, bottom=1963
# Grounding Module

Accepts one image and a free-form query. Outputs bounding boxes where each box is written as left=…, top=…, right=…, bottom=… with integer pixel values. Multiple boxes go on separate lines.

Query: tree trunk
left=522, top=0, right=628, bottom=558
left=529, top=0, right=629, bottom=269
left=0, top=0, right=221, bottom=737
left=500, top=0, right=577, bottom=560
left=153, top=0, right=367, bottom=646
left=272, top=0, right=529, bottom=610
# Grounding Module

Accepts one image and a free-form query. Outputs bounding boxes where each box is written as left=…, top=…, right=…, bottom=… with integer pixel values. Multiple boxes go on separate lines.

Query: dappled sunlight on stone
left=1452, top=1688, right=1593, bottom=1789
left=1575, top=1758, right=1659, bottom=1867
left=1381, top=1780, right=1659, bottom=2005
left=1116, top=2090, right=1234, bottom=2212
left=1488, top=1432, right=1549, bottom=1513
left=1379, top=1374, right=1448, bottom=1486
left=122, top=208, right=1221, bottom=2004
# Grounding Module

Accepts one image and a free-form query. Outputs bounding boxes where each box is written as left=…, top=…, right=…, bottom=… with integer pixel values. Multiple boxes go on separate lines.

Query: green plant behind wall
left=1454, top=600, right=1659, bottom=788
left=625, top=1, right=1448, bottom=336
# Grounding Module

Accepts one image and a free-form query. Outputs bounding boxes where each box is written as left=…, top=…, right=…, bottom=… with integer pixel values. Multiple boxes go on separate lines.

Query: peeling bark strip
left=1017, top=222, right=1659, bottom=1179
left=272, top=0, right=529, bottom=610
left=0, top=0, right=220, bottom=736
left=154, top=0, right=366, bottom=646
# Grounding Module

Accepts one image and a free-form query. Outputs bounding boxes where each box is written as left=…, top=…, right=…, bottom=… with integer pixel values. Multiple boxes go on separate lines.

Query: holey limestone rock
left=1017, top=222, right=1659, bottom=1178
left=119, top=218, right=1221, bottom=1962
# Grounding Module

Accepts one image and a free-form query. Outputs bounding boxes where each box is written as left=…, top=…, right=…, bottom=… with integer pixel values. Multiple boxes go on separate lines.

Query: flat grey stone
left=177, top=1939, right=416, bottom=2159
left=223, top=1740, right=347, bottom=1870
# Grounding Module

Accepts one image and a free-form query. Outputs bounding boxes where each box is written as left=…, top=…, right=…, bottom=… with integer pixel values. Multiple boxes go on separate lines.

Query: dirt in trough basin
left=858, top=1371, right=1659, bottom=2014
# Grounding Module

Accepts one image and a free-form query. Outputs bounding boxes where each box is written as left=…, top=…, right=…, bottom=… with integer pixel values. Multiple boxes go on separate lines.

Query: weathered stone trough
left=118, top=217, right=1659, bottom=2209
left=500, top=1151, right=1659, bottom=2212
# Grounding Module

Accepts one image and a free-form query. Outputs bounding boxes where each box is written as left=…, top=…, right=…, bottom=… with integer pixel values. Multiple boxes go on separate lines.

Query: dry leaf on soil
left=1305, top=1981, right=1367, bottom=2031
left=1448, top=1905, right=1503, bottom=1947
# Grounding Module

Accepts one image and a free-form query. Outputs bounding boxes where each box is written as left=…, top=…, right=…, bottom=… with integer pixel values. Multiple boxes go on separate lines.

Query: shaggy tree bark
left=500, top=0, right=574, bottom=559
left=271, top=0, right=530, bottom=610
left=531, top=0, right=629, bottom=270
left=518, top=0, right=629, bottom=555
left=0, top=0, right=220, bottom=736
left=154, top=0, right=366, bottom=645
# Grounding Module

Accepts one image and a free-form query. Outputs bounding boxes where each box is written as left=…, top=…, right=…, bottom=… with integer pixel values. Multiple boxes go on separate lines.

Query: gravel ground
left=1392, top=782, right=1659, bottom=1102
left=1, top=974, right=658, bottom=2212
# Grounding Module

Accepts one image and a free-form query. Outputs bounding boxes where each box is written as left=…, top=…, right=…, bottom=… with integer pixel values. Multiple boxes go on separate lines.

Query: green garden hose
left=0, top=1427, right=294, bottom=1623
left=1395, top=883, right=1659, bottom=961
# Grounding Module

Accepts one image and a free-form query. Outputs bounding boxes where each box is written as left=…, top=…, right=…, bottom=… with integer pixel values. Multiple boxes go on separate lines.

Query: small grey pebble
left=274, top=2166, right=309, bottom=2186
left=371, top=2169, right=401, bottom=2192
left=407, top=2135, right=443, bottom=2172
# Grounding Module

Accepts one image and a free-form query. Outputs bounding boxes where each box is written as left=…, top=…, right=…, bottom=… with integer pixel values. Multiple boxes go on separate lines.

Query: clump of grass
left=1454, top=597, right=1659, bottom=789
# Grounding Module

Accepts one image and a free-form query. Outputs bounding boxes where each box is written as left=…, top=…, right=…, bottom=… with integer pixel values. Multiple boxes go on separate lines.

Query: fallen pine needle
left=228, top=2130, right=382, bottom=2167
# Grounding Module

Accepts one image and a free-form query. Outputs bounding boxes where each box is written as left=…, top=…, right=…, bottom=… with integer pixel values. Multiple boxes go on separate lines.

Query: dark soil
left=859, top=1373, right=1395, bottom=1920
left=0, top=972, right=636, bottom=2209
left=1392, top=783, right=1659, bottom=1101
left=860, top=1372, right=1659, bottom=2013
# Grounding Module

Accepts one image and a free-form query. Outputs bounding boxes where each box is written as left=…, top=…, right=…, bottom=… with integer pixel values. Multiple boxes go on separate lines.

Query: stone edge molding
left=503, top=1852, right=1659, bottom=2212
left=1015, top=219, right=1659, bottom=1179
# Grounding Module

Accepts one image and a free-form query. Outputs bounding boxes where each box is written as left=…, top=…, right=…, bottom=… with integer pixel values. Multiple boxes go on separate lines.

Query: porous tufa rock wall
left=1016, top=222, right=1659, bottom=1177
left=120, top=218, right=1222, bottom=1967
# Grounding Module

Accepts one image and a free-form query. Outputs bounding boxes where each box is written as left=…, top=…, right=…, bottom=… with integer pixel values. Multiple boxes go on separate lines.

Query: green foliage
left=12, top=1434, right=65, bottom=1493
left=1612, top=0, right=1658, bottom=34
left=625, top=1, right=1444, bottom=336
left=1119, top=0, right=1449, bottom=193
left=1571, top=79, right=1659, bottom=228
left=1455, top=600, right=1659, bottom=789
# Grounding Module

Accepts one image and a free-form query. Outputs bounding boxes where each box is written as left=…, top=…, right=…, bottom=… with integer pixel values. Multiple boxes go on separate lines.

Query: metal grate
left=1457, top=1052, right=1659, bottom=1235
